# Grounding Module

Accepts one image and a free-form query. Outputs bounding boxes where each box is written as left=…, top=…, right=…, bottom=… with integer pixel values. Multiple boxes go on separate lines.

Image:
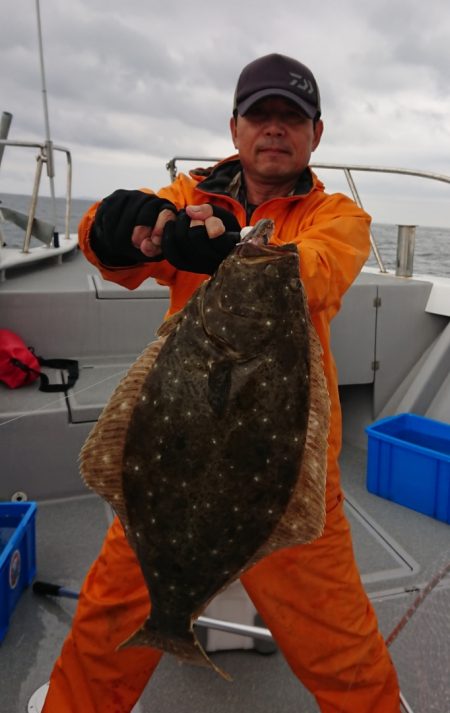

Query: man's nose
left=263, top=114, right=286, bottom=134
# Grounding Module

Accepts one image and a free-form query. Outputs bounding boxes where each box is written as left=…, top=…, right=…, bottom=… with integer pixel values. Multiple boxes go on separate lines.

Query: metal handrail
left=166, top=156, right=222, bottom=182
left=0, top=138, right=72, bottom=251
left=166, top=157, right=450, bottom=274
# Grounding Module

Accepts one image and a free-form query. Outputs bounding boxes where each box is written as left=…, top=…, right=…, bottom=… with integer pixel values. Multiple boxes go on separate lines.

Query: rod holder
left=396, top=225, right=416, bottom=277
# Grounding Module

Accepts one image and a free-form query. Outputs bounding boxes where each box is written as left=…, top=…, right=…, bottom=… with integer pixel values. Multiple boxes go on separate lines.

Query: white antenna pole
left=35, top=0, right=57, bottom=228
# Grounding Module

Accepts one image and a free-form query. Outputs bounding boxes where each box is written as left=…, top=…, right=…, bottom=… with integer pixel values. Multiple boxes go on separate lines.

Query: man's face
left=229, top=97, right=323, bottom=184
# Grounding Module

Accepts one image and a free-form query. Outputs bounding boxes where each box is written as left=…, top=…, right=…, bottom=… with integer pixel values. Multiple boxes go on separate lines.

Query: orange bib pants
left=42, top=493, right=400, bottom=713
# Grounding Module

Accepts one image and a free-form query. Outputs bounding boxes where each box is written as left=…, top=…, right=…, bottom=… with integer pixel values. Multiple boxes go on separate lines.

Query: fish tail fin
left=117, top=622, right=232, bottom=681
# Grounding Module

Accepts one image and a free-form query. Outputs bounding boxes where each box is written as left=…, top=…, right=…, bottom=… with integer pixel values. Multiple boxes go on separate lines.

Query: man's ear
left=312, top=119, right=324, bottom=152
left=229, top=115, right=238, bottom=149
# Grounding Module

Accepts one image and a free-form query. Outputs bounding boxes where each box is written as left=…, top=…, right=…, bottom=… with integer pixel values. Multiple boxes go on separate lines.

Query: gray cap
left=233, top=53, right=321, bottom=120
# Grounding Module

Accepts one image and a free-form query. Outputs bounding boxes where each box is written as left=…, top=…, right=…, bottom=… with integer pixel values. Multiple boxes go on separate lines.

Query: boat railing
left=166, top=157, right=450, bottom=274
left=0, top=137, right=72, bottom=252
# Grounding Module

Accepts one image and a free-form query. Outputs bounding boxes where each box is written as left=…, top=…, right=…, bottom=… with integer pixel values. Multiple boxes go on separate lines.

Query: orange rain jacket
left=44, top=157, right=400, bottom=713
left=79, top=155, right=371, bottom=511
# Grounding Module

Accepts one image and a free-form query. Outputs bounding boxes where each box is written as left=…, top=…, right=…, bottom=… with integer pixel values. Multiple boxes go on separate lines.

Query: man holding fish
left=43, top=53, right=401, bottom=713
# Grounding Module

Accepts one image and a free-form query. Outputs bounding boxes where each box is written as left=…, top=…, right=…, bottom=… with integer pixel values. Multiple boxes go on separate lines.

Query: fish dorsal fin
left=79, top=337, right=166, bottom=530
left=249, top=314, right=330, bottom=561
left=156, top=310, right=184, bottom=338
left=282, top=316, right=330, bottom=541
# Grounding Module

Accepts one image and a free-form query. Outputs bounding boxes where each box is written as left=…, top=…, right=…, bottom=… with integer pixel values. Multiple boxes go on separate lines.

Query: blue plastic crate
left=0, top=501, right=37, bottom=642
left=366, top=414, right=450, bottom=523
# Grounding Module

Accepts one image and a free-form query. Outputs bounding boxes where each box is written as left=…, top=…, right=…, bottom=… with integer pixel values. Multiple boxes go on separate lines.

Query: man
left=42, top=53, right=400, bottom=713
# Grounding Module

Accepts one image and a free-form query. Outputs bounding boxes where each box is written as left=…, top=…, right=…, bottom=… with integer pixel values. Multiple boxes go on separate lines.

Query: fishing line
left=0, top=365, right=130, bottom=428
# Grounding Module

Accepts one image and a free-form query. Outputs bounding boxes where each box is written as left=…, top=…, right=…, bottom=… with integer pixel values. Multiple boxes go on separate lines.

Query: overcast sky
left=1, top=0, right=450, bottom=227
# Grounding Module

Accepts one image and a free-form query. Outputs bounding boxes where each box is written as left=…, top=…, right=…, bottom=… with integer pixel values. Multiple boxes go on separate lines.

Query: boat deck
left=1, top=246, right=450, bottom=712
left=1, top=443, right=449, bottom=713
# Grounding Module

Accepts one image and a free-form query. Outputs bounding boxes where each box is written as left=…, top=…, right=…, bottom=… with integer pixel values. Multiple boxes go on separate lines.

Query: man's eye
left=285, top=111, right=306, bottom=123
left=247, top=110, right=267, bottom=121
left=246, top=109, right=306, bottom=124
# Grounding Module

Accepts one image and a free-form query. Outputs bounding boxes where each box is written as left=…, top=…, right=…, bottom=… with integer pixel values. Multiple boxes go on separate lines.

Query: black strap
left=36, top=356, right=79, bottom=393
left=9, top=353, right=79, bottom=393
left=9, top=358, right=41, bottom=380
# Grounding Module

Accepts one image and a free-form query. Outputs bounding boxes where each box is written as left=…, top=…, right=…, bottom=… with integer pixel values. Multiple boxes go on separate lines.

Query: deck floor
left=1, top=443, right=449, bottom=713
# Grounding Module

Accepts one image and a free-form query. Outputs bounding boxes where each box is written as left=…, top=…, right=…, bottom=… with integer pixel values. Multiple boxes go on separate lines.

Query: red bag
left=0, top=329, right=79, bottom=392
left=0, top=329, right=41, bottom=388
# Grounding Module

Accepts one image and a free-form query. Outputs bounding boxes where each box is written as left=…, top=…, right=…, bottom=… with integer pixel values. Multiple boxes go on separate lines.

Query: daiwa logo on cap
left=289, top=72, right=315, bottom=95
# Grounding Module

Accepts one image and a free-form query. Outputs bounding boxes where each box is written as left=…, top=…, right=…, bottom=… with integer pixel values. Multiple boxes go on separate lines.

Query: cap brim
left=236, top=88, right=318, bottom=119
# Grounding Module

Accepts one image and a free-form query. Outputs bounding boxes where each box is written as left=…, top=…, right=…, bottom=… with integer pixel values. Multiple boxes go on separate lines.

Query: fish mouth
left=234, top=241, right=298, bottom=261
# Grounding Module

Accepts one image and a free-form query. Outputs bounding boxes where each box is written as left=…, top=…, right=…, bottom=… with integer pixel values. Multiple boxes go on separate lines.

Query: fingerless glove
left=90, top=189, right=176, bottom=266
left=161, top=206, right=241, bottom=275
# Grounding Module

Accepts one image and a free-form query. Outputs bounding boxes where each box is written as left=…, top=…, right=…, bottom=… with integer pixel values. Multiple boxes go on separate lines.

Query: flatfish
left=80, top=219, right=330, bottom=678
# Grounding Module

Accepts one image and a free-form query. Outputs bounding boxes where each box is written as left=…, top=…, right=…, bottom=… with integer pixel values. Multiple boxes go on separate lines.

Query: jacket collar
left=190, top=155, right=316, bottom=198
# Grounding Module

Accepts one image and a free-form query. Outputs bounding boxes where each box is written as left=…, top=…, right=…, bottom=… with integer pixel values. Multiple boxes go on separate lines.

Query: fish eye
left=288, top=278, right=302, bottom=291
left=264, top=264, right=278, bottom=277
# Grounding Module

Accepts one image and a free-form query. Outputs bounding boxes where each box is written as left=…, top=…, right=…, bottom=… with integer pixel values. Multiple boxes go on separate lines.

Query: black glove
left=161, top=205, right=241, bottom=275
left=90, top=189, right=176, bottom=266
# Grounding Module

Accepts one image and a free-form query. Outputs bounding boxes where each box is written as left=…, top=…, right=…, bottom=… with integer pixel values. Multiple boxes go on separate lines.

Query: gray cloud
left=1, top=0, right=449, bottom=226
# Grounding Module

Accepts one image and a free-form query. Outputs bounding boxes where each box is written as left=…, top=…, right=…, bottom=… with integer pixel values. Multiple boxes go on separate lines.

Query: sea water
left=1, top=192, right=449, bottom=278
